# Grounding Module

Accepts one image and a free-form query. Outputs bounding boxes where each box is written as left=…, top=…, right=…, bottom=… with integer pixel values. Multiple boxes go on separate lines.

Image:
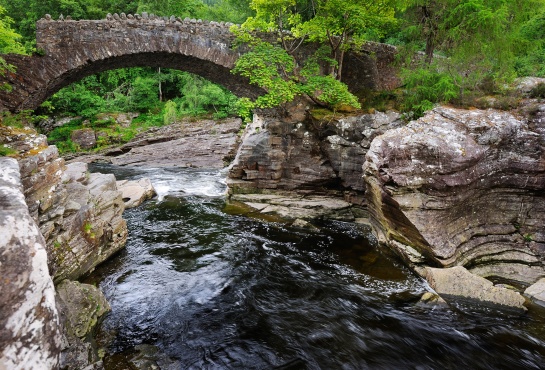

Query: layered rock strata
left=1, top=125, right=129, bottom=369
left=364, top=106, right=545, bottom=286
left=18, top=146, right=128, bottom=282
left=228, top=107, right=402, bottom=198
left=68, top=118, right=242, bottom=169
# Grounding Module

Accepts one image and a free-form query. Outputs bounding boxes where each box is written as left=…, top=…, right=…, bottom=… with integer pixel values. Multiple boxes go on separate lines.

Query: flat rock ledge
left=117, top=178, right=156, bottom=208
left=423, top=266, right=527, bottom=312
left=229, top=193, right=356, bottom=221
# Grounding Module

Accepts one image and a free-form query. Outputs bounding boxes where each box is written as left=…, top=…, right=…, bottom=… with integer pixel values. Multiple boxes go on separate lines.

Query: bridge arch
left=0, top=16, right=263, bottom=112
left=0, top=14, right=398, bottom=112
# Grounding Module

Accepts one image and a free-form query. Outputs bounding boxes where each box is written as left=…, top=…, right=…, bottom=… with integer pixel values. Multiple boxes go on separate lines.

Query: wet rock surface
left=364, top=106, right=545, bottom=286
left=56, top=280, right=110, bottom=370
left=524, top=278, right=545, bottom=307
left=230, top=193, right=356, bottom=221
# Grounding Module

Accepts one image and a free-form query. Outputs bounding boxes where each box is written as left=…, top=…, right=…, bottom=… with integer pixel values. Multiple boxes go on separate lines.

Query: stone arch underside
left=0, top=18, right=264, bottom=112
left=0, top=51, right=262, bottom=112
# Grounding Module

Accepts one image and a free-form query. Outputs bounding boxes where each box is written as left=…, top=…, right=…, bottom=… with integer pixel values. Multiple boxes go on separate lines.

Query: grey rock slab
left=524, top=278, right=545, bottom=307
left=0, top=157, right=61, bottom=369
left=116, top=177, right=156, bottom=208
left=423, top=266, right=527, bottom=312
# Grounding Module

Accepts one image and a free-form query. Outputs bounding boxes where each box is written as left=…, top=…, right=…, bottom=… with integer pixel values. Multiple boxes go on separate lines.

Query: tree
left=240, top=0, right=397, bottom=80
left=0, top=5, right=26, bottom=91
left=230, top=0, right=400, bottom=115
left=396, top=0, right=545, bottom=117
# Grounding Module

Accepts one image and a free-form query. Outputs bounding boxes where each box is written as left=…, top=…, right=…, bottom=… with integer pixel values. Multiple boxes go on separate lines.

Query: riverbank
left=1, top=84, right=545, bottom=367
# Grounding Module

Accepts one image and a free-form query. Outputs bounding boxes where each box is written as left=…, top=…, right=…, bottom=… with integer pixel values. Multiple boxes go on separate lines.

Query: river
left=86, top=164, right=545, bottom=370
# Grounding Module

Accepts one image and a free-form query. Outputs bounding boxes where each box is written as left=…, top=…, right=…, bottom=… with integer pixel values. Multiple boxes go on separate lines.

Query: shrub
left=400, top=67, right=460, bottom=118
left=530, top=82, right=545, bottom=98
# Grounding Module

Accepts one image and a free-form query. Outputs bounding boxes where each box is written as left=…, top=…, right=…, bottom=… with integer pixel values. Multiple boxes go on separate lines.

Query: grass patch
left=0, top=146, right=17, bottom=156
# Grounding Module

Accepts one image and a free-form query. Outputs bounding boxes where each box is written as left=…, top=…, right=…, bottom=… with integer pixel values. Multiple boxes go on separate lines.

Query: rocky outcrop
left=117, top=178, right=156, bottom=208
left=229, top=193, right=357, bottom=222
left=18, top=146, right=128, bottom=282
left=109, top=118, right=242, bottom=168
left=524, top=278, right=545, bottom=307
left=70, top=128, right=96, bottom=150
left=228, top=106, right=402, bottom=198
left=364, top=106, right=545, bottom=286
left=0, top=157, right=61, bottom=369
left=56, top=280, right=110, bottom=369
left=1, top=124, right=129, bottom=369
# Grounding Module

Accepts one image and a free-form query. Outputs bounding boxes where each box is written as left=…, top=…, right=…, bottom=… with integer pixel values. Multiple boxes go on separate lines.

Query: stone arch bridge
left=0, top=13, right=398, bottom=112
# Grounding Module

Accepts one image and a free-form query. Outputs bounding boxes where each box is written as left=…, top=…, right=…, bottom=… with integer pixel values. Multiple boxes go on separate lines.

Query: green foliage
left=400, top=67, right=459, bottom=118
left=0, top=110, right=44, bottom=128
left=136, top=0, right=204, bottom=17
left=0, top=145, right=16, bottom=156
left=530, top=83, right=545, bottom=99
left=49, top=82, right=106, bottom=118
left=232, top=38, right=361, bottom=114
left=0, top=5, right=25, bottom=54
left=163, top=100, right=177, bottom=125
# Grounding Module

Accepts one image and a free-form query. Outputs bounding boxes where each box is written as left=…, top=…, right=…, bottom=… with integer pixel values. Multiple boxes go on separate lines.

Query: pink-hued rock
left=365, top=106, right=545, bottom=285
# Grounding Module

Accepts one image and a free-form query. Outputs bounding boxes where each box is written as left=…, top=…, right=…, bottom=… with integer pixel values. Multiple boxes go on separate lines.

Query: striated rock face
left=107, top=118, right=242, bottom=168
left=228, top=107, right=402, bottom=198
left=364, top=106, right=545, bottom=286
left=0, top=158, right=61, bottom=369
left=2, top=127, right=128, bottom=282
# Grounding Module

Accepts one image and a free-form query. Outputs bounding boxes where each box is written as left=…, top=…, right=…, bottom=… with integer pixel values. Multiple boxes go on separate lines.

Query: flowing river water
left=86, top=164, right=545, bottom=369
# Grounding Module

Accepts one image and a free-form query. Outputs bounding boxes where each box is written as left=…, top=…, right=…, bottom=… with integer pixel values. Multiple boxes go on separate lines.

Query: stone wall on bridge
left=0, top=13, right=398, bottom=112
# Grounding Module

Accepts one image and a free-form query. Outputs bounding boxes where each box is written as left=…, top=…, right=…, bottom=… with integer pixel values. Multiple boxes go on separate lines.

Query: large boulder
left=117, top=177, right=156, bottom=208
left=0, top=158, right=61, bottom=369
left=364, top=106, right=545, bottom=286
left=423, top=266, right=526, bottom=312
left=71, top=128, right=96, bottom=150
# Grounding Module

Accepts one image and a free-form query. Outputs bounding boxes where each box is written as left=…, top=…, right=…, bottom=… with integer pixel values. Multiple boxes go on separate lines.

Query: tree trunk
left=337, top=48, right=345, bottom=81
